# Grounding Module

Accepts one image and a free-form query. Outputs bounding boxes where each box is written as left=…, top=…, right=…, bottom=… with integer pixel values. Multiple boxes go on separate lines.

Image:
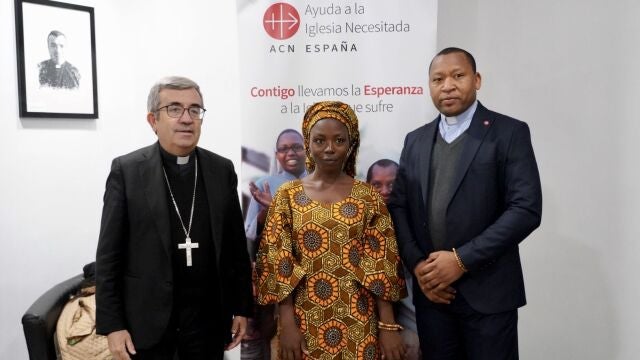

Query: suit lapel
left=197, top=149, right=222, bottom=268
left=446, top=103, right=493, bottom=207
left=419, top=119, right=439, bottom=208
left=139, top=144, right=172, bottom=260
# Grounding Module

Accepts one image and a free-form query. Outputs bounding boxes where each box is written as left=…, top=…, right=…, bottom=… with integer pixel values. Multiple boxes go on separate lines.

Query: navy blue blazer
left=96, top=143, right=253, bottom=348
left=388, top=102, right=542, bottom=314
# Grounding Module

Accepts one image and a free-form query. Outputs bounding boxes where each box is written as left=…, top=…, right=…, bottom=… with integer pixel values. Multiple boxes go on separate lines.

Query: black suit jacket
left=95, top=143, right=252, bottom=348
left=388, top=102, right=542, bottom=314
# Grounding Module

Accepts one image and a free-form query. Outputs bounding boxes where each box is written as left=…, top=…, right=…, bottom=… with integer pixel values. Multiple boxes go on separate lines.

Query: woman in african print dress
left=255, top=101, right=407, bottom=360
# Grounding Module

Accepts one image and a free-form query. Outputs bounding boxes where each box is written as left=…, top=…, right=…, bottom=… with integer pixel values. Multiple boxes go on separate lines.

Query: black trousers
left=416, top=292, right=518, bottom=360
left=132, top=303, right=225, bottom=360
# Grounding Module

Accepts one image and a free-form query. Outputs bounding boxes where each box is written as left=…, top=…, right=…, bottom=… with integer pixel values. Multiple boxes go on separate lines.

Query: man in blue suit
left=388, top=47, right=542, bottom=360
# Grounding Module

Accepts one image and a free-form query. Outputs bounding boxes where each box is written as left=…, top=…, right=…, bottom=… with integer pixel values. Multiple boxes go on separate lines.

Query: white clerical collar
left=445, top=116, right=458, bottom=125
left=158, top=144, right=194, bottom=166
left=176, top=155, right=190, bottom=165
left=439, top=100, right=478, bottom=127
left=438, top=100, right=478, bottom=143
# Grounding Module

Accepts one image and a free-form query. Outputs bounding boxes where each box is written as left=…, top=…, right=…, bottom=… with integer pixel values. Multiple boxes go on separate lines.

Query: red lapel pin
left=483, top=120, right=490, bottom=126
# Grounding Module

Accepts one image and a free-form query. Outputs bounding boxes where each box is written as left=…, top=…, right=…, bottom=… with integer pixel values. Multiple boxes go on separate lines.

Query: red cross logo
left=263, top=3, right=300, bottom=40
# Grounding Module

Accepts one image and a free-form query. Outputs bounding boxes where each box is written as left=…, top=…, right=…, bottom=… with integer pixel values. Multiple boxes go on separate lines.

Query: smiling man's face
left=147, top=88, right=203, bottom=156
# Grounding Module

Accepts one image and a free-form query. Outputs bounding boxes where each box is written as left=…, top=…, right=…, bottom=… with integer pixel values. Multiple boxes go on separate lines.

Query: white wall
left=2, top=0, right=639, bottom=359
left=0, top=0, right=241, bottom=358
left=437, top=0, right=640, bottom=358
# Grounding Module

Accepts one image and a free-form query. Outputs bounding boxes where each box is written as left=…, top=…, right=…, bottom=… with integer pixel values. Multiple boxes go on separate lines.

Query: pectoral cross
left=178, top=237, right=199, bottom=266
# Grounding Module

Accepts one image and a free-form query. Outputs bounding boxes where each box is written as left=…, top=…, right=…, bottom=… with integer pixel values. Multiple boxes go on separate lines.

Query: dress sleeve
left=358, top=189, right=407, bottom=302
left=255, top=185, right=306, bottom=304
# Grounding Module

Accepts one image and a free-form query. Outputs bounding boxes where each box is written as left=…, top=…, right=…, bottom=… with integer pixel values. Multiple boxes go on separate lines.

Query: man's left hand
left=225, top=316, right=248, bottom=350
left=423, top=251, right=465, bottom=290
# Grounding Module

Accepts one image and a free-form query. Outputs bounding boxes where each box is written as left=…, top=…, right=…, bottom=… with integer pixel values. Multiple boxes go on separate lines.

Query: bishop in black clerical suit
left=96, top=76, right=252, bottom=360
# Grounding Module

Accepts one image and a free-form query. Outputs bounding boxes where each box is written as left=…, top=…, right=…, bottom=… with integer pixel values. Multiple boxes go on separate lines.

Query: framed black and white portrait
left=15, top=0, right=98, bottom=118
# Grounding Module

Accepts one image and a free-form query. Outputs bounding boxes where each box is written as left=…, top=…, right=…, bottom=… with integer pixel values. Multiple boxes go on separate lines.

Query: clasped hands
left=414, top=251, right=465, bottom=304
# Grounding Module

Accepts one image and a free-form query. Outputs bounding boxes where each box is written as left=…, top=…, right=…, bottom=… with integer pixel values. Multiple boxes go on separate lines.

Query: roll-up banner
left=237, top=0, right=438, bottom=210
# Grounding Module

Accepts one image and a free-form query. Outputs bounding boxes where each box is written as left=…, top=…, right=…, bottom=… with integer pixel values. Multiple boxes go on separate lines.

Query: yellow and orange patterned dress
left=255, top=179, right=406, bottom=359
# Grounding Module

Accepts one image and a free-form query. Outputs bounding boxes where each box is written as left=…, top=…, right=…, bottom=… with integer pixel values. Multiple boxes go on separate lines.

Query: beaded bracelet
left=452, top=248, right=468, bottom=273
left=378, top=321, right=404, bottom=331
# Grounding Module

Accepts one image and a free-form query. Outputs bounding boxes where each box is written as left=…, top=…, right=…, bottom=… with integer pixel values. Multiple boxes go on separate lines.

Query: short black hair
left=366, top=159, right=399, bottom=182
left=429, top=47, right=477, bottom=74
left=47, top=30, right=65, bottom=43
left=275, top=128, right=303, bottom=147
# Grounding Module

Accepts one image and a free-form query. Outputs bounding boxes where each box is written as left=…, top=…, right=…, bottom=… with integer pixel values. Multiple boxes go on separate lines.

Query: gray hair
left=147, top=76, right=203, bottom=112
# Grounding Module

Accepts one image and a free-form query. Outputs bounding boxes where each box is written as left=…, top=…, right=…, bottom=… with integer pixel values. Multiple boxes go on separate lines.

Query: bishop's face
left=147, top=88, right=203, bottom=156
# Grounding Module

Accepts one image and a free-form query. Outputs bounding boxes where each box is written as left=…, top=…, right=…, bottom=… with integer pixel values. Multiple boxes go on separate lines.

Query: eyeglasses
left=155, top=104, right=206, bottom=120
left=276, top=144, right=304, bottom=154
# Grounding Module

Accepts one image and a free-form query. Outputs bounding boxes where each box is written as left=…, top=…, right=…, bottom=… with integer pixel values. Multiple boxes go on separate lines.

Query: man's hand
left=249, top=181, right=273, bottom=208
left=423, top=251, right=465, bottom=288
left=226, top=316, right=248, bottom=350
left=414, top=252, right=464, bottom=304
left=107, top=330, right=136, bottom=360
left=425, top=283, right=457, bottom=304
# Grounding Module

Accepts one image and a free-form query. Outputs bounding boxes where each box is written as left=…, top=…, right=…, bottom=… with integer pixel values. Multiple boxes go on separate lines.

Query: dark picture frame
left=15, top=0, right=98, bottom=118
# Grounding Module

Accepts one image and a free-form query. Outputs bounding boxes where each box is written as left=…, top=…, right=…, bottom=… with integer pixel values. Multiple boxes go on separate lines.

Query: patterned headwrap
left=301, top=101, right=360, bottom=177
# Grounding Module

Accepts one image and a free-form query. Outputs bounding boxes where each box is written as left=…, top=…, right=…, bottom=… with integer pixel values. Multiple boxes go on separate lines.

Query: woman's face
left=276, top=132, right=305, bottom=176
left=309, top=118, right=351, bottom=172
